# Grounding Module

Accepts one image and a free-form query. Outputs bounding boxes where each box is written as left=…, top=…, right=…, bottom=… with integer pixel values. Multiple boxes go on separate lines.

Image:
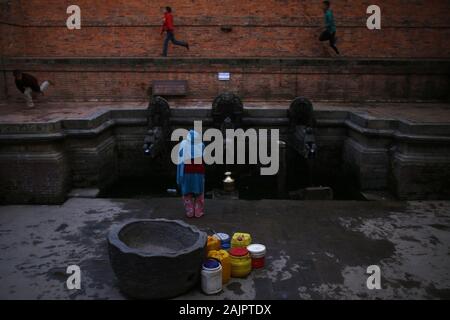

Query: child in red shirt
left=161, top=7, right=190, bottom=56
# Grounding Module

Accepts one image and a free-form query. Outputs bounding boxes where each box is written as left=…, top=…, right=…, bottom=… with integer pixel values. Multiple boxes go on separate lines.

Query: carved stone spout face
left=220, top=116, right=235, bottom=135
left=288, top=97, right=315, bottom=130
left=148, top=95, right=170, bottom=128
left=212, top=93, right=244, bottom=129
left=144, top=96, right=171, bottom=159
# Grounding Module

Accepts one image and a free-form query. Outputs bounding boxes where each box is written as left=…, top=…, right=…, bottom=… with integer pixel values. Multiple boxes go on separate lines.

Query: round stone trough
left=108, top=219, right=207, bottom=299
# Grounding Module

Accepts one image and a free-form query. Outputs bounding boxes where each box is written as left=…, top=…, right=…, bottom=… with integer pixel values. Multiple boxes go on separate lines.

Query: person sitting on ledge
left=319, top=1, right=340, bottom=55
left=13, top=70, right=53, bottom=109
left=161, top=6, right=190, bottom=57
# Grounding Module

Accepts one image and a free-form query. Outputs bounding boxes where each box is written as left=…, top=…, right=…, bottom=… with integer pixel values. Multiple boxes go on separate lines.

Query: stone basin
left=107, top=219, right=207, bottom=299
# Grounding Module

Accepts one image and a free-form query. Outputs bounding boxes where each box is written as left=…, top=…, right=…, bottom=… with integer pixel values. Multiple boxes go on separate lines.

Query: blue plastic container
left=214, top=233, right=231, bottom=250
left=203, top=259, right=220, bottom=269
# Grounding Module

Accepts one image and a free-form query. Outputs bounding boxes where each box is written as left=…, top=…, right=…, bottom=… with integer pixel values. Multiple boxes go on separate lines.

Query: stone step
left=68, top=188, right=100, bottom=199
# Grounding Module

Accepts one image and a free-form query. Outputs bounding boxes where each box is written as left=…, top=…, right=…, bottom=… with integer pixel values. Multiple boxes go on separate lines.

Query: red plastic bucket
left=251, top=256, right=265, bottom=269
left=247, top=244, right=266, bottom=269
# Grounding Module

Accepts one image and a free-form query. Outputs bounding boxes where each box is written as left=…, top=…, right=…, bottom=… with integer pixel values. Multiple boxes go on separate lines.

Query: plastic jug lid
left=208, top=249, right=229, bottom=257
left=247, top=244, right=266, bottom=254
left=203, top=259, right=220, bottom=269
left=215, top=233, right=230, bottom=241
left=229, top=247, right=249, bottom=257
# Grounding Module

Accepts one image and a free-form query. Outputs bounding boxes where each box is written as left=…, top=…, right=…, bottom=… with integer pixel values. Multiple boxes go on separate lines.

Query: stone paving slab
left=0, top=198, right=449, bottom=299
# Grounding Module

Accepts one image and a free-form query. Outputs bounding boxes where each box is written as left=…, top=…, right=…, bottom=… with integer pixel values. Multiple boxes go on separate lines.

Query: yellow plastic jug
left=231, top=232, right=252, bottom=248
left=207, top=249, right=231, bottom=284
left=206, top=235, right=221, bottom=253
left=229, top=247, right=252, bottom=278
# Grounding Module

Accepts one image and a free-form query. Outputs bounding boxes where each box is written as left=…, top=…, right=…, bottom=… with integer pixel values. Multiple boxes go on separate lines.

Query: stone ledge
left=68, top=188, right=100, bottom=198
left=3, top=57, right=450, bottom=72
left=1, top=107, right=449, bottom=144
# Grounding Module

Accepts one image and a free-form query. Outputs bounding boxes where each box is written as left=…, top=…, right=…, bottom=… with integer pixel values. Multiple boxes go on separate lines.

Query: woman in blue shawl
left=177, top=130, right=205, bottom=218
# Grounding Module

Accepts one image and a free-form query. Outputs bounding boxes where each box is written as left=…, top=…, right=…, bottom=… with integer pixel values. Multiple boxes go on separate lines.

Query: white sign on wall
left=218, top=72, right=231, bottom=81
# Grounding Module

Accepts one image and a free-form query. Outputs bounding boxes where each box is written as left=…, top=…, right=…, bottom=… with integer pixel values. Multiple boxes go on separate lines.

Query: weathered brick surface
left=2, top=58, right=449, bottom=102
left=66, top=132, right=117, bottom=188
left=1, top=1, right=449, bottom=102
left=1, top=0, right=449, bottom=58
left=3, top=26, right=445, bottom=58
left=391, top=156, right=450, bottom=200
left=0, top=144, right=70, bottom=204
left=343, top=137, right=390, bottom=190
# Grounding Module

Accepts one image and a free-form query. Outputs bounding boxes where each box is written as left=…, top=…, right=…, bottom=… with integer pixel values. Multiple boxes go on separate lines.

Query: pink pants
left=182, top=193, right=204, bottom=218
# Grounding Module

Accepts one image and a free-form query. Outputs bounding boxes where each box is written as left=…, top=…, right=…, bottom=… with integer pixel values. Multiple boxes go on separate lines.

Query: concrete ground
left=0, top=197, right=449, bottom=300
left=1, top=100, right=450, bottom=124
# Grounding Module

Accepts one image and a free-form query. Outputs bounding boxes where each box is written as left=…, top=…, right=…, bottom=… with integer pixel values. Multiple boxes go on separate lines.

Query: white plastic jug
left=201, top=259, right=222, bottom=295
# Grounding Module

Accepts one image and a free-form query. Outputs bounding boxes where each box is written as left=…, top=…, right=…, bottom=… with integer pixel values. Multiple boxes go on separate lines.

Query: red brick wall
left=1, top=0, right=449, bottom=58
left=1, top=1, right=448, bottom=102
left=0, top=1, right=25, bottom=57
left=3, top=58, right=448, bottom=102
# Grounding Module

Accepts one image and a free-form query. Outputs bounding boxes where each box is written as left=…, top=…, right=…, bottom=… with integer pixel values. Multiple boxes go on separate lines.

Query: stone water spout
left=211, top=92, right=244, bottom=134
left=143, top=96, right=171, bottom=158
left=288, top=97, right=317, bottom=184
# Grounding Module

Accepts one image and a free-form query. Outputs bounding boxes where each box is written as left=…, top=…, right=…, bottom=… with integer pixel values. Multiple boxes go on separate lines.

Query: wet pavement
left=0, top=197, right=449, bottom=300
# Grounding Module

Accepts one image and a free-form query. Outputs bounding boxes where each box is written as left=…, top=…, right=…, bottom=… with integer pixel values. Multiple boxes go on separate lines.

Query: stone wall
left=0, top=106, right=449, bottom=203
left=0, top=141, right=70, bottom=204
left=342, top=114, right=450, bottom=199
left=2, top=1, right=448, bottom=103
left=2, top=57, right=449, bottom=102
